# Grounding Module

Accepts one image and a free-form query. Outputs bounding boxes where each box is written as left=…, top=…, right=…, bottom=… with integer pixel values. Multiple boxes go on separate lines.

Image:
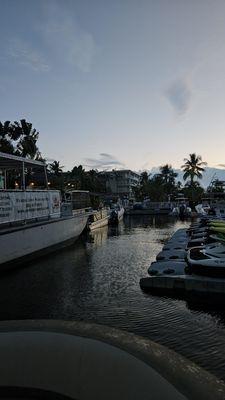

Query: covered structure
left=0, top=151, right=48, bottom=190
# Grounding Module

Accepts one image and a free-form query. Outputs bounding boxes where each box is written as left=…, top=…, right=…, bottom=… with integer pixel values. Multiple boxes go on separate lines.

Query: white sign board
left=0, top=190, right=61, bottom=224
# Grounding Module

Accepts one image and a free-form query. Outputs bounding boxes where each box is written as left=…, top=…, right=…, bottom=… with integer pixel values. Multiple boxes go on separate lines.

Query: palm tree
left=49, top=161, right=64, bottom=176
left=0, top=121, right=14, bottom=154
left=181, top=153, right=207, bottom=185
left=14, top=119, right=40, bottom=159
left=140, top=171, right=149, bottom=185
left=159, top=164, right=177, bottom=184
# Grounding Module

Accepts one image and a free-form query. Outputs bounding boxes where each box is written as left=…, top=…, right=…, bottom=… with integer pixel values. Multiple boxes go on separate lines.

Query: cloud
left=141, top=161, right=151, bottom=170
left=7, top=38, right=50, bottom=72
left=164, top=78, right=192, bottom=115
left=84, top=153, right=125, bottom=170
left=40, top=1, right=98, bottom=72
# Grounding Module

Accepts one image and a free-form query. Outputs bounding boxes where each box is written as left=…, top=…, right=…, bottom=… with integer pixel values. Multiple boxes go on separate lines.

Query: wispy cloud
left=7, top=38, right=50, bottom=72
left=40, top=1, right=98, bottom=72
left=164, top=78, right=192, bottom=115
left=84, top=153, right=125, bottom=170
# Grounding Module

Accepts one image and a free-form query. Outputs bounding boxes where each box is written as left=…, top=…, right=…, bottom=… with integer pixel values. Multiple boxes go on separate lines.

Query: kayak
left=210, top=226, right=225, bottom=234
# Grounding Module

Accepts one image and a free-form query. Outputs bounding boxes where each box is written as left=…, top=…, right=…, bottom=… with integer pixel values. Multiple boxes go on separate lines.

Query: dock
left=140, top=274, right=225, bottom=296
left=140, top=225, right=225, bottom=297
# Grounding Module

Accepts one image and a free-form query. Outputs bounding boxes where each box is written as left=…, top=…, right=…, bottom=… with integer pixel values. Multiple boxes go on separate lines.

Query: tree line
left=0, top=119, right=223, bottom=201
left=135, top=156, right=207, bottom=202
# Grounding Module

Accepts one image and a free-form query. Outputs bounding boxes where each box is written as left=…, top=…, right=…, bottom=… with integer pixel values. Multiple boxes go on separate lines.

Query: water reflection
left=87, top=225, right=109, bottom=246
left=0, top=216, right=225, bottom=380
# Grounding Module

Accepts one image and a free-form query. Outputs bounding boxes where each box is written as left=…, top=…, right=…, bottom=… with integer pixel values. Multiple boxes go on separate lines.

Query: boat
left=126, top=200, right=173, bottom=215
left=0, top=319, right=223, bottom=400
left=109, top=204, right=124, bottom=224
left=0, top=152, right=89, bottom=269
left=87, top=208, right=109, bottom=231
left=186, top=223, right=225, bottom=276
left=171, top=197, right=192, bottom=218
left=187, top=245, right=225, bottom=277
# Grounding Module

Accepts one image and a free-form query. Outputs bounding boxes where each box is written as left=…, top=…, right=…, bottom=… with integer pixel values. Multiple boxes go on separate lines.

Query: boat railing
left=72, top=207, right=92, bottom=216
left=141, top=201, right=173, bottom=209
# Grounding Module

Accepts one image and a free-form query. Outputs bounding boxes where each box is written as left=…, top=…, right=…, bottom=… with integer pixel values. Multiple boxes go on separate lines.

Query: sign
left=0, top=190, right=61, bottom=224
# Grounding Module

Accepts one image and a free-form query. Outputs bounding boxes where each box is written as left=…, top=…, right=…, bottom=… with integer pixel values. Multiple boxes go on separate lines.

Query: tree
left=207, top=179, right=225, bottom=194
left=159, top=164, right=177, bottom=185
left=0, top=121, right=14, bottom=154
left=181, top=154, right=207, bottom=201
left=181, top=153, right=207, bottom=185
left=183, top=181, right=205, bottom=203
left=49, top=161, right=64, bottom=177
left=0, top=119, right=41, bottom=159
left=14, top=119, right=40, bottom=159
left=140, top=171, right=149, bottom=185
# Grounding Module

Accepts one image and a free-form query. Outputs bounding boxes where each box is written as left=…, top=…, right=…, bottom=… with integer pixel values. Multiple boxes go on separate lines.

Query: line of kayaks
left=186, top=218, right=225, bottom=277
left=148, top=217, right=225, bottom=278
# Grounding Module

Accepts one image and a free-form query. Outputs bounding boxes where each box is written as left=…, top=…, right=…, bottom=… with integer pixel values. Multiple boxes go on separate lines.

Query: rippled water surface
left=1, top=215, right=225, bottom=380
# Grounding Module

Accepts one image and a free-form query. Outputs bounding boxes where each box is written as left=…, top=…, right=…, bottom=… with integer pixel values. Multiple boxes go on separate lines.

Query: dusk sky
left=1, top=0, right=225, bottom=171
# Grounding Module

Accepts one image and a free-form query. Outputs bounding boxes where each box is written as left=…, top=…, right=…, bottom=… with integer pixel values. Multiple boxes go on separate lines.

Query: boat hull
left=0, top=213, right=88, bottom=268
left=89, top=216, right=109, bottom=231
left=126, top=209, right=171, bottom=215
left=110, top=208, right=124, bottom=224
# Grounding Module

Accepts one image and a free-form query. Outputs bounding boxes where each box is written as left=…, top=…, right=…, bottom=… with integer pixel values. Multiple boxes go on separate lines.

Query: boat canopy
left=0, top=152, right=48, bottom=190
left=0, top=152, right=45, bottom=170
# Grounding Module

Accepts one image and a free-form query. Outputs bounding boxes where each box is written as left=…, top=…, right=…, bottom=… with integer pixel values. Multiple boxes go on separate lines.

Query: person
left=208, top=207, right=216, bottom=216
left=179, top=204, right=186, bottom=219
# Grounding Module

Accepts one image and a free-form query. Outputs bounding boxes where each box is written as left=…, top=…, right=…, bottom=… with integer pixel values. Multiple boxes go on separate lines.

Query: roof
left=0, top=152, right=46, bottom=170
left=66, top=190, right=90, bottom=193
left=99, top=169, right=140, bottom=177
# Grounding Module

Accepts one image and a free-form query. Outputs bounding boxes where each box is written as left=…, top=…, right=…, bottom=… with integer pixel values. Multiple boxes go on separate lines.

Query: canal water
left=1, top=215, right=225, bottom=381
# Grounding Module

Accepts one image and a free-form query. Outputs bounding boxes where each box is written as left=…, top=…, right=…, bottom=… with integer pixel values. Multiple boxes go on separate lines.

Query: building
left=99, top=170, right=140, bottom=198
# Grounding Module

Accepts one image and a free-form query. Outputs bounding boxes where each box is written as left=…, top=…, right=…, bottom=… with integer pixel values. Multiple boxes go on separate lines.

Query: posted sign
left=0, top=190, right=61, bottom=224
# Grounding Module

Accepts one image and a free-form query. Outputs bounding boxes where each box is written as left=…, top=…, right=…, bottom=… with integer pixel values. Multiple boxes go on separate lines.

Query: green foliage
left=182, top=181, right=205, bottom=202
left=181, top=153, right=207, bottom=201
left=181, top=153, right=207, bottom=184
left=207, top=179, right=225, bottom=194
left=49, top=161, right=64, bottom=177
left=0, top=119, right=41, bottom=159
left=135, top=165, right=179, bottom=201
left=64, top=166, right=106, bottom=193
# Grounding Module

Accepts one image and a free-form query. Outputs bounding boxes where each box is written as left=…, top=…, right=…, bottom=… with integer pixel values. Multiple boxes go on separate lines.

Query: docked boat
left=186, top=220, right=225, bottom=276
left=0, top=152, right=89, bottom=269
left=171, top=197, right=192, bottom=218
left=187, top=245, right=225, bottom=277
left=126, top=200, right=173, bottom=215
left=87, top=208, right=109, bottom=231
left=109, top=204, right=124, bottom=224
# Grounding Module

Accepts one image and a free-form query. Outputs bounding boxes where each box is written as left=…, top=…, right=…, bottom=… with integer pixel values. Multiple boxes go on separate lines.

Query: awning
left=0, top=152, right=46, bottom=170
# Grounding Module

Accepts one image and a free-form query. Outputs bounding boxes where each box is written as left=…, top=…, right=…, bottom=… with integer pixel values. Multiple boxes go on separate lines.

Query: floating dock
left=140, top=226, right=225, bottom=297
left=140, top=274, right=225, bottom=296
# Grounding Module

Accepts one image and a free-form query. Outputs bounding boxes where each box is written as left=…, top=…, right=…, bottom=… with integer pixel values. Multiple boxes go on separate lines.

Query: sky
left=1, top=0, right=225, bottom=172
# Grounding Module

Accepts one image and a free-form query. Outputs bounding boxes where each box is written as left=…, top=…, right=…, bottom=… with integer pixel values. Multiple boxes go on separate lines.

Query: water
left=1, top=215, right=225, bottom=380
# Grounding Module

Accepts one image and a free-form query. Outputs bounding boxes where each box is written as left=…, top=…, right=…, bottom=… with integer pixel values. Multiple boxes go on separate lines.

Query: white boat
left=171, top=197, right=192, bottom=218
left=88, top=208, right=109, bottom=231
left=0, top=152, right=89, bottom=269
left=127, top=200, right=173, bottom=215
left=109, top=204, right=125, bottom=224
